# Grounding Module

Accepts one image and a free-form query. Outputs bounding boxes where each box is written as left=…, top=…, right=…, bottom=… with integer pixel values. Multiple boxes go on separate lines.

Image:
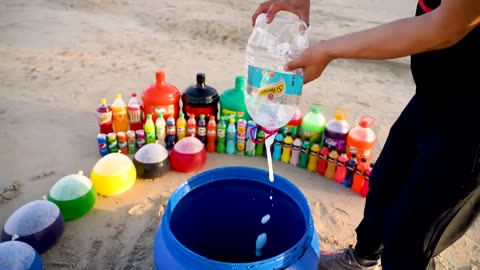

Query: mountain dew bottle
left=217, top=116, right=227, bottom=153
left=300, top=106, right=326, bottom=146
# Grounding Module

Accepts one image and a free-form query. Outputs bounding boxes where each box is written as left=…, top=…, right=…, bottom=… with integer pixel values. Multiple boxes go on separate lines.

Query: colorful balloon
left=90, top=153, right=136, bottom=196
left=133, top=143, right=170, bottom=179
left=170, top=136, right=207, bottom=173
left=0, top=241, right=43, bottom=270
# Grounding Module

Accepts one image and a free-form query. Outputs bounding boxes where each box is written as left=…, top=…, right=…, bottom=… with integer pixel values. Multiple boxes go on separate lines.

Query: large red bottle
left=97, top=98, right=114, bottom=134
left=346, top=115, right=376, bottom=168
left=142, top=71, right=181, bottom=123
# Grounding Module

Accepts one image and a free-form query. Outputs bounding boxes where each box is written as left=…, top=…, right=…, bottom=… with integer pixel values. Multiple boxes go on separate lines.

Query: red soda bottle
left=128, top=93, right=144, bottom=131
left=316, top=146, right=329, bottom=175
left=334, top=151, right=349, bottom=184
left=97, top=98, right=114, bottom=134
left=207, top=115, right=217, bottom=152
left=186, top=113, right=197, bottom=137
left=360, top=162, right=374, bottom=197
left=352, top=157, right=367, bottom=193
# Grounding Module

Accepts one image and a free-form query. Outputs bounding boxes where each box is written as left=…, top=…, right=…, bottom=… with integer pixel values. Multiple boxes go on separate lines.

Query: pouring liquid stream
left=264, top=133, right=276, bottom=182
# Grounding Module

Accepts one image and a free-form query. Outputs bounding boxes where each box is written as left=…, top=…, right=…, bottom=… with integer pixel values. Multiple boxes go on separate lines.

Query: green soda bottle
left=299, top=138, right=311, bottom=169
left=300, top=106, right=326, bottom=146
left=219, top=76, right=252, bottom=122
left=217, top=116, right=227, bottom=153
left=145, top=114, right=156, bottom=144
left=255, top=129, right=266, bottom=157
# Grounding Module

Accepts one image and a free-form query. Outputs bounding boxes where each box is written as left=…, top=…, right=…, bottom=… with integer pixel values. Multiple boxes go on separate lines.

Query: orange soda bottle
left=352, top=157, right=367, bottom=193
left=207, top=115, right=217, bottom=152
left=111, top=93, right=129, bottom=133
left=325, top=146, right=339, bottom=180
left=307, top=143, right=320, bottom=172
left=176, top=112, right=187, bottom=141
left=186, top=113, right=197, bottom=137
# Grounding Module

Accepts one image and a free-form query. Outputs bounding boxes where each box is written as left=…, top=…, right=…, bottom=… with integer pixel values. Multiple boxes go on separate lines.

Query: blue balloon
left=0, top=241, right=43, bottom=270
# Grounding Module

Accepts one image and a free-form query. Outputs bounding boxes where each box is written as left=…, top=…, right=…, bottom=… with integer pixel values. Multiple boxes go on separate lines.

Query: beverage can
left=117, top=131, right=128, bottom=154
left=127, top=130, right=137, bottom=154
left=245, top=121, right=257, bottom=156
left=136, top=129, right=146, bottom=149
left=107, top=132, right=118, bottom=153
left=236, top=119, right=247, bottom=155
left=97, top=133, right=109, bottom=157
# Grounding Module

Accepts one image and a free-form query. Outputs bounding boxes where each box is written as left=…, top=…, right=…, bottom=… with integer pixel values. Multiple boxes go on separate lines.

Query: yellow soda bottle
left=281, top=132, right=293, bottom=163
left=325, top=146, right=339, bottom=179
left=176, top=112, right=187, bottom=141
left=307, top=143, right=320, bottom=172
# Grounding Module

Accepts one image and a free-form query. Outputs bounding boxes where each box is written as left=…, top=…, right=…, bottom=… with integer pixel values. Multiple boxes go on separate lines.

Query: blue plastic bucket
left=153, top=166, right=320, bottom=269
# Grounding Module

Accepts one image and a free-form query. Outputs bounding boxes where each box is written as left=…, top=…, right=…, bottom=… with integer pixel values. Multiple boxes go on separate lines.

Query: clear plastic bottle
left=127, top=93, right=144, bottom=131
left=155, top=112, right=166, bottom=146
left=111, top=93, right=129, bottom=133
left=245, top=12, right=309, bottom=132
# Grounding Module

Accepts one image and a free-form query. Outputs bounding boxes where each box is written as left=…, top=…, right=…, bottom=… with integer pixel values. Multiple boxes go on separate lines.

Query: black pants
left=354, top=94, right=480, bottom=270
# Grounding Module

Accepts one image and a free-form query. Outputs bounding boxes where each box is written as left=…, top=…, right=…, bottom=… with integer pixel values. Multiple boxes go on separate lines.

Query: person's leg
left=377, top=100, right=480, bottom=269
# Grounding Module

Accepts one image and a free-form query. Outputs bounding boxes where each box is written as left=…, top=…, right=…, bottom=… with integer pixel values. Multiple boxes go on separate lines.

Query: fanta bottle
left=207, top=115, right=217, bottom=153
left=272, top=132, right=284, bottom=161
left=144, top=114, right=156, bottom=144
left=281, top=132, right=293, bottom=163
left=361, top=162, right=374, bottom=197
left=344, top=153, right=357, bottom=188
left=197, top=114, right=207, bottom=145
left=97, top=98, right=114, bottom=134
left=289, top=136, right=302, bottom=166
left=187, top=113, right=197, bottom=137
left=346, top=116, right=376, bottom=167
left=111, top=93, right=129, bottom=133
left=316, top=146, right=329, bottom=175
left=324, top=108, right=350, bottom=153
left=307, top=143, right=320, bottom=172
left=352, top=157, right=367, bottom=193
left=325, top=146, right=339, bottom=180
left=176, top=112, right=187, bottom=141
left=127, top=93, right=143, bottom=131
left=155, top=112, right=166, bottom=146
left=226, top=117, right=236, bottom=155
left=217, top=116, right=227, bottom=153
left=334, top=151, right=349, bottom=184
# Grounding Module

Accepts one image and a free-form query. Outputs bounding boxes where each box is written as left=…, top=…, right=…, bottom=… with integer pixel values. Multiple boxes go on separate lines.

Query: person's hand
left=251, top=0, right=311, bottom=26
left=284, top=40, right=334, bottom=84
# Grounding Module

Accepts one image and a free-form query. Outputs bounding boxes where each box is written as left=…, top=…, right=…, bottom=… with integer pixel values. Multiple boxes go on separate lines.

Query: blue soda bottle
left=272, top=132, right=284, bottom=161
left=226, top=117, right=236, bottom=155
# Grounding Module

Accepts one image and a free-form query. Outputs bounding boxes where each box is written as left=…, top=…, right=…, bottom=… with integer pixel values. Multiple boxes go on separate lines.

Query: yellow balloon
left=90, top=153, right=136, bottom=196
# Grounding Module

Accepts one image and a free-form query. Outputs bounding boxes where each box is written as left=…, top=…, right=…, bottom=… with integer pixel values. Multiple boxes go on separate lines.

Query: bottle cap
left=229, top=117, right=235, bottom=123
left=209, top=115, right=215, bottom=120
left=189, top=113, right=195, bottom=119
left=157, top=112, right=163, bottom=118
left=235, top=76, right=244, bottom=90
left=147, top=114, right=152, bottom=119
left=179, top=112, right=184, bottom=118
left=200, top=114, right=205, bottom=119
left=100, top=98, right=106, bottom=104
left=131, top=93, right=137, bottom=97
left=115, top=93, right=122, bottom=99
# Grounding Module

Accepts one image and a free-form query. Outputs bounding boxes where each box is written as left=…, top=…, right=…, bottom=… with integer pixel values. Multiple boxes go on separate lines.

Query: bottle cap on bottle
left=235, top=76, right=244, bottom=90
left=200, top=114, right=205, bottom=119
left=311, top=107, right=320, bottom=113
left=351, top=152, right=357, bottom=158
left=100, top=98, right=106, bottom=104
left=115, top=93, right=122, bottom=99
left=229, top=117, right=235, bottom=123
left=131, top=93, right=137, bottom=97
left=196, top=73, right=206, bottom=85
left=189, top=113, right=195, bottom=119
left=209, top=115, right=215, bottom=121
left=157, top=112, right=163, bottom=119
left=220, top=116, right=225, bottom=121
left=147, top=114, right=152, bottom=119
left=361, top=157, right=367, bottom=162
left=179, top=112, right=184, bottom=118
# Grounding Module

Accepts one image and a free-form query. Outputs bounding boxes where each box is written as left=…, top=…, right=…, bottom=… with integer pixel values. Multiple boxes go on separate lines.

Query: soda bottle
left=166, top=114, right=176, bottom=150
left=299, top=138, right=310, bottom=169
left=111, top=93, right=129, bottom=133
left=197, top=114, right=207, bottom=145
left=186, top=113, right=197, bottom=137
left=226, top=117, right=236, bottom=155
left=307, top=143, right=320, bottom=172
left=176, top=112, right=187, bottom=141
left=334, top=151, right=349, bottom=184
left=344, top=153, right=358, bottom=188
left=144, top=114, right=156, bottom=144
left=127, top=92, right=143, bottom=131
left=325, top=146, right=339, bottom=180
left=272, top=132, right=284, bottom=161
left=361, top=162, right=374, bottom=197
left=316, top=145, right=329, bottom=175
left=207, top=115, right=217, bottom=153
left=352, top=157, right=367, bottom=193
left=236, top=119, right=247, bottom=155
left=255, top=129, right=266, bottom=157
left=300, top=106, right=326, bottom=145
left=281, top=132, right=293, bottom=163
left=217, top=116, right=227, bottom=153
left=289, top=136, right=302, bottom=166
left=97, top=98, right=113, bottom=134
left=324, top=108, right=350, bottom=152
left=346, top=116, right=376, bottom=167
left=155, top=112, right=166, bottom=146
left=245, top=12, right=308, bottom=132
left=280, top=108, right=303, bottom=137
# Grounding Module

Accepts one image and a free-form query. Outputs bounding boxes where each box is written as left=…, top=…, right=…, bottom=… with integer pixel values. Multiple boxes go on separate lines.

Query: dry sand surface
left=0, top=0, right=479, bottom=269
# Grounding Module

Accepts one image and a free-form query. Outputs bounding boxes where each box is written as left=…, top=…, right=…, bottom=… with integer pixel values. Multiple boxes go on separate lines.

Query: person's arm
left=285, top=0, right=480, bottom=83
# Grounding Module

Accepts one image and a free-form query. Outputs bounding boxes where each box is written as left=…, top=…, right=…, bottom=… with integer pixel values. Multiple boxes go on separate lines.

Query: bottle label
left=128, top=108, right=142, bottom=124
left=177, top=127, right=185, bottom=134
left=327, top=156, right=336, bottom=163
left=217, top=129, right=226, bottom=137
left=99, top=111, right=112, bottom=125
left=247, top=65, right=303, bottom=101
left=207, top=129, right=216, bottom=136
left=167, top=126, right=176, bottom=135
left=154, top=105, right=175, bottom=118
left=187, top=127, right=196, bottom=135
left=324, top=137, right=347, bottom=152
left=336, top=160, right=346, bottom=167
left=198, top=127, right=207, bottom=136
left=319, top=153, right=328, bottom=160
left=292, top=145, right=301, bottom=151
